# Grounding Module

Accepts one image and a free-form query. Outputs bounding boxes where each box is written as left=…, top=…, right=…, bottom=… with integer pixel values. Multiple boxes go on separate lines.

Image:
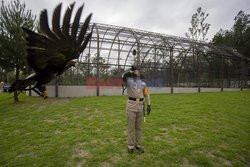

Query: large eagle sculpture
left=9, top=2, right=93, bottom=97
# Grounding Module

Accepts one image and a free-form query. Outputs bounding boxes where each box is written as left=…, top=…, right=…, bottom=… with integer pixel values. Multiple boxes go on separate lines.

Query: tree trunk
left=14, top=64, right=19, bottom=103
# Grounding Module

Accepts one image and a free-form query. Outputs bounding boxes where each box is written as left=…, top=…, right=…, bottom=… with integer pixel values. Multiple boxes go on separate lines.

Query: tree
left=91, top=54, right=110, bottom=78
left=212, top=29, right=234, bottom=47
left=186, top=7, right=211, bottom=42
left=212, top=11, right=250, bottom=88
left=185, top=7, right=211, bottom=88
left=0, top=0, right=36, bottom=102
left=212, top=10, right=250, bottom=59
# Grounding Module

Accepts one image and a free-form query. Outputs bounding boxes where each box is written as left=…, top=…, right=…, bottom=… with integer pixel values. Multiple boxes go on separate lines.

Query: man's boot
left=135, top=146, right=144, bottom=153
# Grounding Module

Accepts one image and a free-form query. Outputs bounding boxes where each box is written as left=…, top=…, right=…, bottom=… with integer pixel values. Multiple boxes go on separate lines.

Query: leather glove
left=122, top=71, right=131, bottom=80
left=147, top=105, right=151, bottom=115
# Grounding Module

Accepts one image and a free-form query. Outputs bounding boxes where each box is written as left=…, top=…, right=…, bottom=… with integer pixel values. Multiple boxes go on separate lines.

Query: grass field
left=0, top=91, right=250, bottom=167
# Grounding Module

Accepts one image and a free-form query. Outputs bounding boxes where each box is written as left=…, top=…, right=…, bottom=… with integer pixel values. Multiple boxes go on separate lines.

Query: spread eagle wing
left=23, top=2, right=93, bottom=73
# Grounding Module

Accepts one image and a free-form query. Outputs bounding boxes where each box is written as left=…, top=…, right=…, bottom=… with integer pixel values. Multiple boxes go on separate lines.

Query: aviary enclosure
left=55, top=22, right=249, bottom=93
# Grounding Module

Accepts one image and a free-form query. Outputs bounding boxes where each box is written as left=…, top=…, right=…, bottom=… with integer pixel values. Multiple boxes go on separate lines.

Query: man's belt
left=129, top=97, right=144, bottom=101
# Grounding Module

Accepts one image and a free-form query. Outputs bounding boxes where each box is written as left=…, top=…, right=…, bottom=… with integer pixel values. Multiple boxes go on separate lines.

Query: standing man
left=122, top=65, right=151, bottom=154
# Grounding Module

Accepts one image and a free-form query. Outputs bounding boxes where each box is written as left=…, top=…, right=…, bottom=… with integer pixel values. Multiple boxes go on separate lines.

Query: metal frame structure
left=58, top=22, right=249, bottom=95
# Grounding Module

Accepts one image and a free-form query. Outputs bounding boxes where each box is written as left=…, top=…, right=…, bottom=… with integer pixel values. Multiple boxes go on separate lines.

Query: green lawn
left=0, top=91, right=249, bottom=167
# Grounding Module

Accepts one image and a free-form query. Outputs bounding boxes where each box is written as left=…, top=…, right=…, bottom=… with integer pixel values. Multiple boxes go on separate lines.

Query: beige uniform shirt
left=126, top=78, right=150, bottom=112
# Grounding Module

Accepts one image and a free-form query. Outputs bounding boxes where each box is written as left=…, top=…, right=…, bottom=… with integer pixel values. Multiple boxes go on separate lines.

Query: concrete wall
left=27, top=86, right=244, bottom=97
left=223, top=88, right=242, bottom=92
left=150, top=87, right=171, bottom=94
left=58, top=86, right=96, bottom=97
left=201, top=88, right=221, bottom=92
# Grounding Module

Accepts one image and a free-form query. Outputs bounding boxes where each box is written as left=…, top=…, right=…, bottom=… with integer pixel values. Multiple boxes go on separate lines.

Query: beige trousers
left=127, top=100, right=144, bottom=149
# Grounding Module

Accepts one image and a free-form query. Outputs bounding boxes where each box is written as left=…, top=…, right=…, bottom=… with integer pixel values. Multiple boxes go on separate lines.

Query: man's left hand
left=147, top=105, right=151, bottom=115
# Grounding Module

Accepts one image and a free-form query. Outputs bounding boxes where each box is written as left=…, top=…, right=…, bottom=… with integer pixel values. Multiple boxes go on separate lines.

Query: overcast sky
left=19, top=0, right=250, bottom=41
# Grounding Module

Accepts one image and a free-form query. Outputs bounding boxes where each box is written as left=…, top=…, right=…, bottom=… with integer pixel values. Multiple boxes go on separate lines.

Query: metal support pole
left=220, top=54, right=224, bottom=92
left=154, top=46, right=157, bottom=86
left=136, top=42, right=140, bottom=66
left=197, top=51, right=201, bottom=93
left=97, top=54, right=100, bottom=96
left=88, top=40, right=91, bottom=77
left=118, top=39, right=120, bottom=72
left=29, top=85, right=31, bottom=96
left=55, top=76, right=58, bottom=97
left=227, top=59, right=231, bottom=88
left=170, top=47, right=174, bottom=94
left=240, top=59, right=244, bottom=91
left=96, top=25, right=100, bottom=96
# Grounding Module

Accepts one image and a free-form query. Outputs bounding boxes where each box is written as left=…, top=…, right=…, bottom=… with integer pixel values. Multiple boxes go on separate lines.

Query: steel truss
left=58, top=22, right=249, bottom=93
